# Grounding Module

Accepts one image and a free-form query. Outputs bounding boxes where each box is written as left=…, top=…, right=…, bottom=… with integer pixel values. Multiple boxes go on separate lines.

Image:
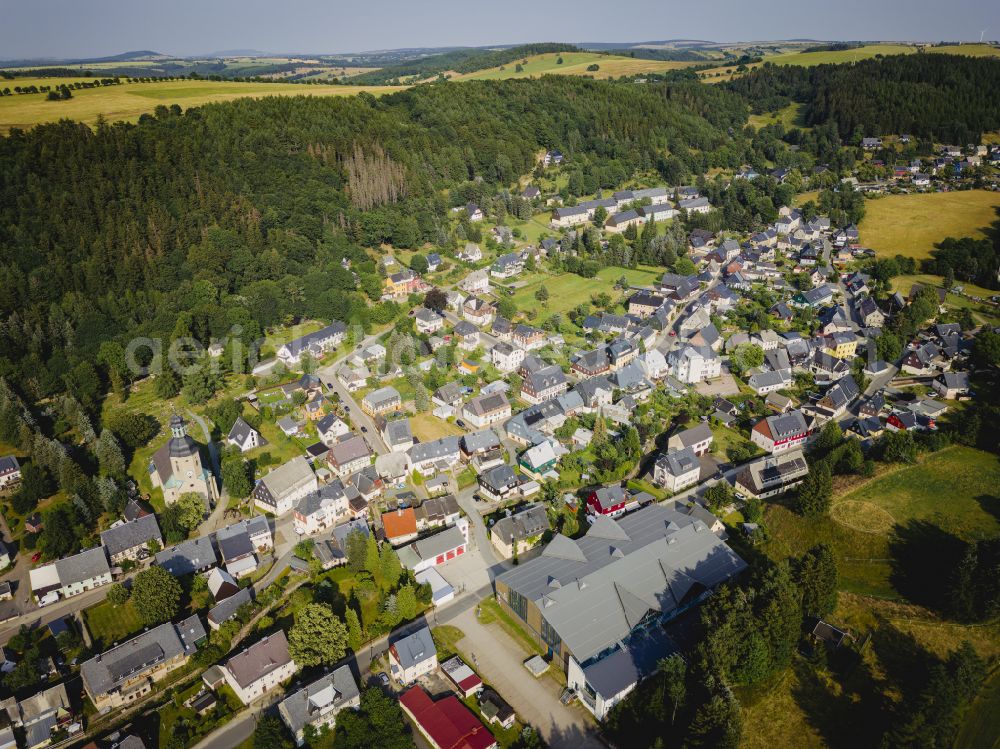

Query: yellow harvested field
left=0, top=78, right=402, bottom=132
left=858, top=190, right=1000, bottom=260
left=452, top=52, right=698, bottom=81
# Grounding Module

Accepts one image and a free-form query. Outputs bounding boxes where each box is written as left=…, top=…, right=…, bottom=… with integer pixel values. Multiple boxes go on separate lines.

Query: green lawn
left=748, top=102, right=807, bottom=130
left=763, top=447, right=1000, bottom=599
left=84, top=599, right=144, bottom=649
left=510, top=266, right=662, bottom=318
left=859, top=191, right=1000, bottom=261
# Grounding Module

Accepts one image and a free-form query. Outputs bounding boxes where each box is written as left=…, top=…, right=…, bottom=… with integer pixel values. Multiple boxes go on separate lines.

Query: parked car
left=378, top=672, right=390, bottom=686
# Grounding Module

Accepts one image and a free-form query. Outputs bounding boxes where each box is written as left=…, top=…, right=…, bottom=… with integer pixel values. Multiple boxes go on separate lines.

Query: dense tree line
left=728, top=53, right=1000, bottom=144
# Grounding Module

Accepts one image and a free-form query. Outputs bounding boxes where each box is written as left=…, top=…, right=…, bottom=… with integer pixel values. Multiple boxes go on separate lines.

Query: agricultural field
left=0, top=78, right=401, bottom=132
left=700, top=42, right=1000, bottom=82
left=509, top=265, right=662, bottom=317
left=858, top=190, right=1000, bottom=260
left=451, top=52, right=699, bottom=81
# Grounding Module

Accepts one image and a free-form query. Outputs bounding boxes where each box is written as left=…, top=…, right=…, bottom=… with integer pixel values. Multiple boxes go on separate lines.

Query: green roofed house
left=493, top=503, right=746, bottom=721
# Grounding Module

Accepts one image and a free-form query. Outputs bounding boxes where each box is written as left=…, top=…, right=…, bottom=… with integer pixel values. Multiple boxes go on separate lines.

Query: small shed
left=523, top=655, right=549, bottom=677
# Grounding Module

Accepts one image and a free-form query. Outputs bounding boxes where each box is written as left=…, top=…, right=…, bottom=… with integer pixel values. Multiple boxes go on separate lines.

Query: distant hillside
left=350, top=42, right=580, bottom=84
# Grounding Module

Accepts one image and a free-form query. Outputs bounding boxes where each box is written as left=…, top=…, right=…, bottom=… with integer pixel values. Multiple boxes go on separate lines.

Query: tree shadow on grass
left=974, top=493, right=1000, bottom=526
left=888, top=519, right=966, bottom=614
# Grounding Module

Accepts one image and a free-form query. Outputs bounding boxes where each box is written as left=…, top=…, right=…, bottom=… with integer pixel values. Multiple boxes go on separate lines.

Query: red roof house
left=441, top=656, right=483, bottom=698
left=400, top=686, right=497, bottom=749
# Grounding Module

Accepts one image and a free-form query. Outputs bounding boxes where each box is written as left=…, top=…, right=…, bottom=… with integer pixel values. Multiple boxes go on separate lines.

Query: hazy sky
left=2, top=0, right=999, bottom=59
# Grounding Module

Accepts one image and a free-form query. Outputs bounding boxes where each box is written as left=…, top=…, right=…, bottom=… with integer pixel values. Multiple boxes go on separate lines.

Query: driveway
left=449, top=607, right=602, bottom=749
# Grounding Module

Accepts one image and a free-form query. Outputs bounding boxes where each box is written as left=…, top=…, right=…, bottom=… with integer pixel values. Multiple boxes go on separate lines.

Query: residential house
left=222, top=631, right=297, bottom=705
left=361, top=387, right=402, bottom=417
left=207, top=568, right=239, bottom=602
left=29, top=547, right=112, bottom=605
left=513, top=325, right=546, bottom=351
left=667, top=424, right=713, bottom=456
left=100, top=514, right=162, bottom=564
left=519, top=441, right=559, bottom=479
left=463, top=393, right=511, bottom=429
left=605, top=210, right=643, bottom=233
left=463, top=296, right=494, bottom=326
left=491, top=253, right=523, bottom=279
left=653, top=447, right=701, bottom=493
left=378, top=418, right=413, bottom=453
left=382, top=508, right=419, bottom=547
left=1, top=683, right=72, bottom=749
left=399, top=686, right=497, bottom=749
left=751, top=410, right=810, bottom=453
left=276, top=323, right=347, bottom=365
left=414, top=308, right=445, bottom=334
left=825, top=331, right=859, bottom=359
left=586, top=486, right=628, bottom=518
left=81, top=616, right=205, bottom=711
left=388, top=627, right=437, bottom=685
left=479, top=465, right=521, bottom=503
left=327, top=435, right=373, bottom=478
left=734, top=451, right=810, bottom=499
left=668, top=345, right=721, bottom=384
left=316, top=413, right=351, bottom=447
left=216, top=516, right=273, bottom=579
left=453, top=320, right=480, bottom=351
left=678, top=196, right=711, bottom=214
left=155, top=536, right=218, bottom=577
left=550, top=206, right=590, bottom=228
left=226, top=417, right=264, bottom=454
left=490, top=503, right=549, bottom=559
left=494, top=505, right=746, bottom=720
left=572, top=348, right=611, bottom=380
left=279, top=665, right=360, bottom=746
left=466, top=203, right=484, bottom=222
left=459, top=243, right=483, bottom=263
left=491, top=342, right=524, bottom=372
left=627, top=292, right=667, bottom=319
left=293, top=483, right=352, bottom=536
left=253, top=456, right=317, bottom=516
left=409, top=437, right=462, bottom=477
left=814, top=375, right=860, bottom=418
left=414, top=495, right=462, bottom=531
left=521, top=366, right=568, bottom=405
left=856, top=297, right=885, bottom=328
left=0, top=456, right=21, bottom=490
left=933, top=371, right=970, bottom=399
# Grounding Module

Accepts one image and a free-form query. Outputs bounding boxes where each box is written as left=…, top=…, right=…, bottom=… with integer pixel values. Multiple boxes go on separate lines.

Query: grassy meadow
left=744, top=446, right=1000, bottom=747
left=747, top=102, right=807, bottom=130
left=0, top=78, right=401, bottom=132
left=508, top=265, right=662, bottom=317
left=859, top=190, right=1000, bottom=260
left=452, top=52, right=698, bottom=81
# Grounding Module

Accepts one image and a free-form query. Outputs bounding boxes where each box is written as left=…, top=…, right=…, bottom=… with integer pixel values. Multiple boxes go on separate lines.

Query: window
left=541, top=618, right=561, bottom=655
left=508, top=589, right=528, bottom=621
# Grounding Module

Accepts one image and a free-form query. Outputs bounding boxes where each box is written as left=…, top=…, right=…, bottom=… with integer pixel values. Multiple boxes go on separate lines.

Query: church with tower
left=149, top=415, right=219, bottom=505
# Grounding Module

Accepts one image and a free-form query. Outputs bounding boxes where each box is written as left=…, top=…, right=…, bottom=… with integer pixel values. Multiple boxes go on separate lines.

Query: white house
left=278, top=665, right=360, bottom=746
left=293, top=484, right=350, bottom=536
left=462, top=393, right=511, bottom=429
left=222, top=632, right=297, bottom=705
left=491, top=342, right=524, bottom=373
left=460, top=270, right=490, bottom=295
left=388, top=627, right=437, bottom=685
left=252, top=457, right=317, bottom=516
left=0, top=456, right=20, bottom=490
left=316, top=413, right=351, bottom=446
left=668, top=345, right=721, bottom=384
left=751, top=410, right=810, bottom=453
left=227, top=417, right=264, bottom=453
left=653, top=447, right=701, bottom=493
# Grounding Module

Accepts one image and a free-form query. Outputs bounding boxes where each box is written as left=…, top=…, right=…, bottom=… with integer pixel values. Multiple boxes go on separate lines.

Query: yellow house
left=825, top=331, right=858, bottom=359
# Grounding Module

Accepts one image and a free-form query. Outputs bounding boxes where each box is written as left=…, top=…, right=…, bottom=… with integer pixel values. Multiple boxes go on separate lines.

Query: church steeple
left=169, top=414, right=186, bottom=439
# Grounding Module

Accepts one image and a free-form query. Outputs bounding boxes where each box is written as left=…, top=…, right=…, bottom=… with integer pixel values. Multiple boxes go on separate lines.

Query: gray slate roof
left=55, top=547, right=110, bottom=586
left=279, top=664, right=359, bottom=736
left=156, top=536, right=218, bottom=576
left=100, top=515, right=162, bottom=558
left=81, top=615, right=204, bottom=698
left=390, top=626, right=436, bottom=669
